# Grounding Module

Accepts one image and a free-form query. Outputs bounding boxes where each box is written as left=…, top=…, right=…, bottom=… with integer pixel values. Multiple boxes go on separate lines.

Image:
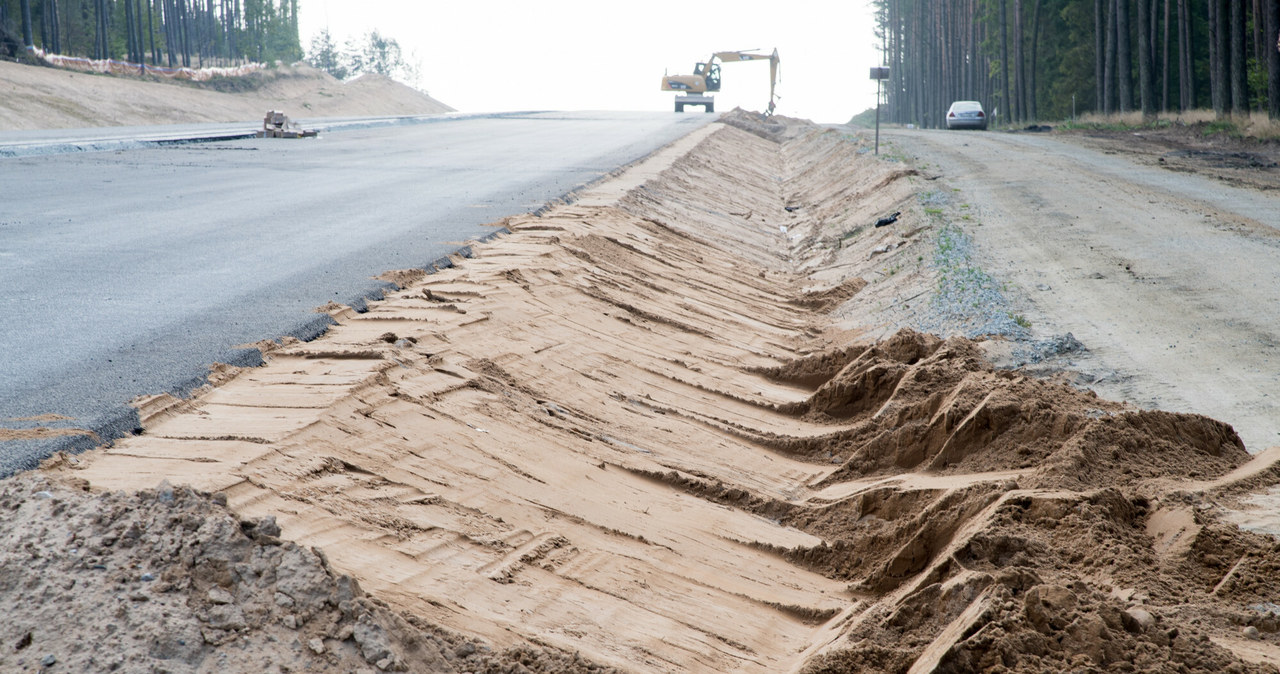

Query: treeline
left=0, top=0, right=301, bottom=68
left=875, top=0, right=1280, bottom=127
left=306, top=29, right=419, bottom=84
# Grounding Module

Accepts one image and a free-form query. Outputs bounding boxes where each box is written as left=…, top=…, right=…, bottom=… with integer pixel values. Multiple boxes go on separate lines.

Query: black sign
left=869, top=66, right=890, bottom=80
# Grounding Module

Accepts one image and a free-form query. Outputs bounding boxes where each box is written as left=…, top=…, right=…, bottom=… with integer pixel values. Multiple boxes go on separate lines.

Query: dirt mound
left=719, top=107, right=814, bottom=142
left=749, top=329, right=1248, bottom=491
left=0, top=473, right=612, bottom=673
left=0, top=61, right=452, bottom=130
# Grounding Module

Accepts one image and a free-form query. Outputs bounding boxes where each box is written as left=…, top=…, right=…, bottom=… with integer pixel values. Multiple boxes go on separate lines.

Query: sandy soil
left=4, top=112, right=1279, bottom=672
left=0, top=61, right=452, bottom=129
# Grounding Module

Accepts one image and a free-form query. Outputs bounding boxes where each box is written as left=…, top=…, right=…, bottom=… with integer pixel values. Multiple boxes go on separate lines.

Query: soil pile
left=0, top=61, right=452, bottom=130
left=15, top=116, right=1280, bottom=672
left=0, top=473, right=611, bottom=673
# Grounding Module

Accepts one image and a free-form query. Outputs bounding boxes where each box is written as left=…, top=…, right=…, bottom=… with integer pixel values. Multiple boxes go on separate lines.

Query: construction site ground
left=5, top=74, right=1280, bottom=671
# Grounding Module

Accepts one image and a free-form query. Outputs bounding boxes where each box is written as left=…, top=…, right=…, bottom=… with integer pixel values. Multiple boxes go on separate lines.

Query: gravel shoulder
left=882, top=126, right=1280, bottom=452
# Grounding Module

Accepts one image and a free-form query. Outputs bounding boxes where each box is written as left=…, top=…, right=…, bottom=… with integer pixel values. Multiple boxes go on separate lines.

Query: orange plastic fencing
left=25, top=45, right=264, bottom=81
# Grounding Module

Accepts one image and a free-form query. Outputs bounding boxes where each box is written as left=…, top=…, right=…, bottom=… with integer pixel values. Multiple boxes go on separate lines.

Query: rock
left=41, top=654, right=56, bottom=667
left=205, top=604, right=247, bottom=631
left=256, top=516, right=281, bottom=538
left=455, top=642, right=477, bottom=658
left=274, top=591, right=295, bottom=607
left=1244, top=625, right=1262, bottom=640
left=308, top=637, right=326, bottom=654
left=1025, top=584, right=1078, bottom=633
left=207, top=587, right=234, bottom=605
left=282, top=614, right=298, bottom=629
left=1122, top=607, right=1155, bottom=633
left=353, top=617, right=395, bottom=665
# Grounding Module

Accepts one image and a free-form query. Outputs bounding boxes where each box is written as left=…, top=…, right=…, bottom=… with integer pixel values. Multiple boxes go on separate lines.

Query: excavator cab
left=694, top=62, right=723, bottom=92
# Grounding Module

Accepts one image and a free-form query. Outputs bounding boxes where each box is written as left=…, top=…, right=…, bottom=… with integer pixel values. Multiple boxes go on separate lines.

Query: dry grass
left=1068, top=108, right=1280, bottom=139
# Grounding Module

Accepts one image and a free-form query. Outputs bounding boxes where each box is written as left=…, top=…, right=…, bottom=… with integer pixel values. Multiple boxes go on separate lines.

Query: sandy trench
left=6, top=112, right=1280, bottom=672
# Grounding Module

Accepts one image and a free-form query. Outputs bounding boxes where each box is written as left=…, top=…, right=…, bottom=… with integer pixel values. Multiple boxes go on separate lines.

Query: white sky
left=298, top=0, right=883, bottom=124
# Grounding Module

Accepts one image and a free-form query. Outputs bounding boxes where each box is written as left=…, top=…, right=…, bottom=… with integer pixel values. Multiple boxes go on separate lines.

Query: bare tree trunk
left=1211, top=0, right=1230, bottom=118
left=1029, top=0, right=1043, bottom=120
left=125, top=0, right=136, bottom=62
left=20, top=0, right=34, bottom=47
left=1178, top=0, right=1193, bottom=110
left=148, top=0, right=157, bottom=63
left=1118, top=0, right=1133, bottom=112
left=1105, top=0, right=1118, bottom=113
left=1163, top=0, right=1171, bottom=111
left=1097, top=0, right=1106, bottom=111
left=1230, top=0, right=1247, bottom=115
left=1002, top=0, right=1012, bottom=121
left=1266, top=0, right=1280, bottom=118
left=1138, top=0, right=1156, bottom=117
left=1014, top=0, right=1025, bottom=121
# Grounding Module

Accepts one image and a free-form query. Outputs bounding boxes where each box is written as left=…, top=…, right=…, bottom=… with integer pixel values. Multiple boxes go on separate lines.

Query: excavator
left=661, top=49, right=779, bottom=115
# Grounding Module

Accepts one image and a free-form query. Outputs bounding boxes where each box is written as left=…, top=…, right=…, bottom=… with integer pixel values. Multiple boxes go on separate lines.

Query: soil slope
left=8, top=114, right=1279, bottom=672
left=0, top=60, right=452, bottom=130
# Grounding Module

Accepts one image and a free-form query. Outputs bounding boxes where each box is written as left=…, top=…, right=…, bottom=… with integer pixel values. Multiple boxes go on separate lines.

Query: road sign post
left=869, top=67, right=890, bottom=155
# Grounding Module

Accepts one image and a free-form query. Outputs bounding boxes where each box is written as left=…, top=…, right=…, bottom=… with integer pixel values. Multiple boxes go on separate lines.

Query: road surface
left=0, top=111, right=715, bottom=474
left=885, top=127, right=1280, bottom=452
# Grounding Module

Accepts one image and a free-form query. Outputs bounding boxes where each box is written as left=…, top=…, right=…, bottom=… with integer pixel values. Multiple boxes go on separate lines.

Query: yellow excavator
left=661, top=48, right=780, bottom=115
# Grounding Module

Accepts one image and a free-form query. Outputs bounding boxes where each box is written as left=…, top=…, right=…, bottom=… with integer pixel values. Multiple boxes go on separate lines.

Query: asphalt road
left=0, top=111, right=716, bottom=474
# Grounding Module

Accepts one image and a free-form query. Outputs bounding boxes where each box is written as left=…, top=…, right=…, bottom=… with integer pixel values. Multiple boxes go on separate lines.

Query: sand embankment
left=0, top=61, right=451, bottom=130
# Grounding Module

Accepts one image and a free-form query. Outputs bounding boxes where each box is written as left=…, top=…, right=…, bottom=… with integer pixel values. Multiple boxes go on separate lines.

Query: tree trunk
left=148, top=0, right=157, bottom=64
left=1163, top=0, right=1171, bottom=111
left=20, top=0, right=34, bottom=47
left=1105, top=0, right=1118, bottom=113
left=1230, top=0, right=1247, bottom=115
left=1002, top=0, right=1012, bottom=122
left=1178, top=0, right=1193, bottom=110
left=1014, top=0, right=1025, bottom=121
left=1029, top=0, right=1043, bottom=120
left=1211, top=0, right=1230, bottom=118
left=1266, top=0, right=1280, bottom=118
left=51, top=0, right=60, bottom=52
left=1097, top=0, right=1106, bottom=111
left=1138, top=0, right=1156, bottom=117
left=1117, top=0, right=1133, bottom=112
left=125, top=0, right=137, bottom=62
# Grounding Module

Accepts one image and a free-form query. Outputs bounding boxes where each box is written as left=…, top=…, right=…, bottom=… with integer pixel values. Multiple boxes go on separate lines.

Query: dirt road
left=885, top=128, right=1280, bottom=452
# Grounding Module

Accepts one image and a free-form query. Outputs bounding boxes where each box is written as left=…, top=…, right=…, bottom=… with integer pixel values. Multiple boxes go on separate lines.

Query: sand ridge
left=14, top=113, right=1280, bottom=672
left=0, top=61, right=451, bottom=130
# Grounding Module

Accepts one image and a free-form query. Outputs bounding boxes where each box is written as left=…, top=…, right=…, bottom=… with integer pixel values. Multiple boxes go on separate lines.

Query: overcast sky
left=297, top=0, right=883, bottom=123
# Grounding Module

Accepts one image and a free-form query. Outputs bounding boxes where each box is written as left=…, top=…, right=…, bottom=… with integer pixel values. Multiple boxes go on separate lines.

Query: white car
left=946, top=101, right=988, bottom=130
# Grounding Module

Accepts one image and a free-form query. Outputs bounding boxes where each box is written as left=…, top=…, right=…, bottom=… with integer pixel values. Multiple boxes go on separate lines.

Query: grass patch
left=1202, top=120, right=1243, bottom=137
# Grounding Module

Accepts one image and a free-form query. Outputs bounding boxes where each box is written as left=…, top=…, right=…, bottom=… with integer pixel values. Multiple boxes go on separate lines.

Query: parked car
left=946, top=101, right=988, bottom=130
